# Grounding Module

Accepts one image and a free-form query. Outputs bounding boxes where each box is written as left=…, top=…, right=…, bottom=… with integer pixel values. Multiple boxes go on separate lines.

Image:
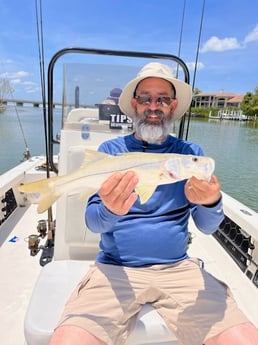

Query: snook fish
left=18, top=149, right=215, bottom=213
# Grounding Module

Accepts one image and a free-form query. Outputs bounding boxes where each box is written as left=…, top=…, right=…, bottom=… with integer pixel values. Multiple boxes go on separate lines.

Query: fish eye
left=192, top=157, right=198, bottom=162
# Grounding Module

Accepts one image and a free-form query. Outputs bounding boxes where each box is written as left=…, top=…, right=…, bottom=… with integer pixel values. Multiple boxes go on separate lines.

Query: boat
left=0, top=48, right=257, bottom=345
left=209, top=109, right=249, bottom=121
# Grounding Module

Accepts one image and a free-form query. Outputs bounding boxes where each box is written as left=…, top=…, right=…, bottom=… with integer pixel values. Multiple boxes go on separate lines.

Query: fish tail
left=18, top=176, right=59, bottom=213
left=37, top=191, right=59, bottom=213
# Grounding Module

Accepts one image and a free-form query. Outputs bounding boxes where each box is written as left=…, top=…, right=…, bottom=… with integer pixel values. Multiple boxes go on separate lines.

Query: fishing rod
left=175, top=0, right=186, bottom=138
left=177, top=0, right=206, bottom=140
left=35, top=0, right=49, bottom=177
left=11, top=93, right=31, bottom=161
left=35, top=0, right=54, bottom=252
left=185, top=0, right=206, bottom=140
left=0, top=63, right=31, bottom=161
left=176, top=0, right=186, bottom=79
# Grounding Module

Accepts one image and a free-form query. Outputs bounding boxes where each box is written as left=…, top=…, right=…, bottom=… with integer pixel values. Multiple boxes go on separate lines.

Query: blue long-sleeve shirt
left=85, top=134, right=224, bottom=267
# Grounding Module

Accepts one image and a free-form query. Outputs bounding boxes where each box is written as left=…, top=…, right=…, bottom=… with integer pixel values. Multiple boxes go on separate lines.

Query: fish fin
left=135, top=185, right=157, bottom=204
left=80, top=149, right=109, bottom=169
left=18, top=176, right=59, bottom=193
left=37, top=192, right=59, bottom=213
left=18, top=176, right=60, bottom=213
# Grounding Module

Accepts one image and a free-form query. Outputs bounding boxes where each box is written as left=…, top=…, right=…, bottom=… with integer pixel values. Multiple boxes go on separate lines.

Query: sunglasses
left=135, top=95, right=175, bottom=107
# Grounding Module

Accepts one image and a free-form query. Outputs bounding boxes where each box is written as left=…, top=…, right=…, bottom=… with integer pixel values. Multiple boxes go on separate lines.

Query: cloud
left=200, top=36, right=241, bottom=53
left=0, top=71, right=29, bottom=79
left=0, top=59, right=12, bottom=64
left=25, top=87, right=39, bottom=94
left=4, top=77, right=39, bottom=94
left=0, top=71, right=29, bottom=80
left=187, top=62, right=205, bottom=71
left=23, top=81, right=37, bottom=86
left=201, top=24, right=258, bottom=53
left=244, top=24, right=258, bottom=43
left=10, top=79, right=22, bottom=84
left=23, top=81, right=40, bottom=94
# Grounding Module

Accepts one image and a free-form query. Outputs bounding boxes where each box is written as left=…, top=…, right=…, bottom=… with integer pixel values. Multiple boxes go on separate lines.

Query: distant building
left=192, top=92, right=244, bottom=108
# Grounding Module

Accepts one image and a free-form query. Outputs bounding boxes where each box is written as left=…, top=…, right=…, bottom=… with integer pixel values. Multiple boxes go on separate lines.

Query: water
left=0, top=106, right=257, bottom=212
left=185, top=118, right=258, bottom=212
left=0, top=106, right=62, bottom=172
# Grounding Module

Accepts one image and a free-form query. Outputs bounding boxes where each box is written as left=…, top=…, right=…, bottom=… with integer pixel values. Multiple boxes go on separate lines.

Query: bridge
left=2, top=98, right=62, bottom=108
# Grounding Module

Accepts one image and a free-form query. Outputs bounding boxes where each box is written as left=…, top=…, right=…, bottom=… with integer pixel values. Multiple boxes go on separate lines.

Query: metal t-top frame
left=47, top=47, right=190, bottom=173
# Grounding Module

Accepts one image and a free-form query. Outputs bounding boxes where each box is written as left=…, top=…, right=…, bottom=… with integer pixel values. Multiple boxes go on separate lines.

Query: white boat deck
left=0, top=202, right=257, bottom=344
left=188, top=217, right=258, bottom=324
left=0, top=204, right=46, bottom=344
left=0, top=157, right=53, bottom=344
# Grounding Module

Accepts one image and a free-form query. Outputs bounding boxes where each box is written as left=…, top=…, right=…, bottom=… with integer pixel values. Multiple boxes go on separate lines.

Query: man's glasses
left=135, top=95, right=175, bottom=107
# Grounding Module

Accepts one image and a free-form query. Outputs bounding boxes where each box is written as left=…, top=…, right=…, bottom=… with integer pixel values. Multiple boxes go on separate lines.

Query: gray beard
left=134, top=109, right=174, bottom=144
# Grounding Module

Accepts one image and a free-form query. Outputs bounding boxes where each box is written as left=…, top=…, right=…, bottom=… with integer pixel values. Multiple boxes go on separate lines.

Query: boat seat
left=24, top=260, right=178, bottom=345
left=23, top=119, right=179, bottom=345
left=66, top=107, right=99, bottom=123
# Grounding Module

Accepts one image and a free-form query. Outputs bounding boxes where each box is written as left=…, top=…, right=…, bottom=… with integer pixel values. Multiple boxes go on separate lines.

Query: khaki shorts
left=57, top=258, right=248, bottom=345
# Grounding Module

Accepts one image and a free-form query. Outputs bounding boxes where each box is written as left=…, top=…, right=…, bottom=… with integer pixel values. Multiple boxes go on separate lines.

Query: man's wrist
left=202, top=194, right=222, bottom=208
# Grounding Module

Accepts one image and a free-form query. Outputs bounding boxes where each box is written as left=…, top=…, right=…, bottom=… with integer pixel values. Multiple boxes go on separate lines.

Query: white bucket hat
left=119, top=62, right=192, bottom=121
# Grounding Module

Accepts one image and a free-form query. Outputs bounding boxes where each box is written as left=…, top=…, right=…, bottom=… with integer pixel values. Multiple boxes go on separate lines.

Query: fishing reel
left=37, top=219, right=47, bottom=238
left=28, top=234, right=41, bottom=256
left=27, top=219, right=47, bottom=256
left=27, top=219, right=55, bottom=265
left=23, top=147, right=31, bottom=161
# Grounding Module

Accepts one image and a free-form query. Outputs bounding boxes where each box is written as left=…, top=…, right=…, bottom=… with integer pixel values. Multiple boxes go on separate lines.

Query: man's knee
left=205, top=322, right=258, bottom=345
left=48, top=325, right=106, bottom=345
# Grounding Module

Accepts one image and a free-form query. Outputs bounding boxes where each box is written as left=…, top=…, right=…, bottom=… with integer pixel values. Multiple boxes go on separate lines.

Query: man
left=102, top=87, right=122, bottom=105
left=49, top=63, right=257, bottom=345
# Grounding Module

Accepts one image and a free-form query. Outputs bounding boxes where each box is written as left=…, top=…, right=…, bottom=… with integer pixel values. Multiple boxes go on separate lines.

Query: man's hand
left=184, top=175, right=221, bottom=206
left=99, top=171, right=139, bottom=215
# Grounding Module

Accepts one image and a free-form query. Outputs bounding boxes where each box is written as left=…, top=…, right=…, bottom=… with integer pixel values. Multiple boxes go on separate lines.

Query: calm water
left=0, top=106, right=62, bottom=172
left=185, top=118, right=258, bottom=212
left=0, top=106, right=257, bottom=212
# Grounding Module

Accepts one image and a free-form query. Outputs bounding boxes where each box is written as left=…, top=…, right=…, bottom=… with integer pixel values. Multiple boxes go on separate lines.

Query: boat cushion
left=24, top=260, right=178, bottom=345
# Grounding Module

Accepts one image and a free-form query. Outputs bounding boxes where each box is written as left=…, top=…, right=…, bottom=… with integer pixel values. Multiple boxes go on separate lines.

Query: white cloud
left=24, top=82, right=40, bottom=94
left=1, top=71, right=29, bottom=79
left=187, top=62, right=205, bottom=71
left=10, top=79, right=22, bottom=84
left=244, top=24, right=258, bottom=43
left=201, top=25, right=258, bottom=54
left=0, top=59, right=12, bottom=64
left=25, top=88, right=38, bottom=94
left=4, top=77, right=39, bottom=95
left=200, top=36, right=241, bottom=53
left=23, top=81, right=37, bottom=86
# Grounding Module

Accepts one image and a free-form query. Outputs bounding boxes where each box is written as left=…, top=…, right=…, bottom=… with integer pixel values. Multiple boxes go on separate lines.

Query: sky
left=0, top=0, right=258, bottom=102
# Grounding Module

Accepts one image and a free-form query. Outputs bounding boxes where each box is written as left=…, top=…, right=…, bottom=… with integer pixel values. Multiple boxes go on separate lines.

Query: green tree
left=193, top=88, right=202, bottom=95
left=241, top=87, right=258, bottom=117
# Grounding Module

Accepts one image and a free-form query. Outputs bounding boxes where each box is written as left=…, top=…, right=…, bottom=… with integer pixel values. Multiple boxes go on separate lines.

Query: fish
left=18, top=149, right=215, bottom=213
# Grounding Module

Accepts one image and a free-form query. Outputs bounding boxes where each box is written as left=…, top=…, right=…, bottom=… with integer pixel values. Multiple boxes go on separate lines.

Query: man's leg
left=49, top=325, right=106, bottom=345
left=205, top=322, right=258, bottom=345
